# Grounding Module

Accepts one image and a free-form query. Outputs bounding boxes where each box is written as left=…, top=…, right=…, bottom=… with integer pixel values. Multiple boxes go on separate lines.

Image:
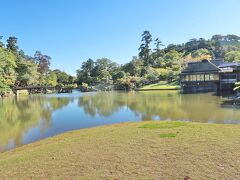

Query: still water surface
left=0, top=90, right=240, bottom=152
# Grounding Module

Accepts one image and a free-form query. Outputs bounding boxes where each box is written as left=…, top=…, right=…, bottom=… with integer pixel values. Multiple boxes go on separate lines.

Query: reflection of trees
left=0, top=96, right=71, bottom=151
left=126, top=91, right=184, bottom=120
left=47, top=97, right=73, bottom=111
left=78, top=91, right=183, bottom=119
left=79, top=91, right=240, bottom=123
left=78, top=92, right=127, bottom=117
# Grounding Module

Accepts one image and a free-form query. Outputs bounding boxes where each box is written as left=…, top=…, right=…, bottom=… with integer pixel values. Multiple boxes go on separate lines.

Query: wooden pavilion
left=180, top=59, right=240, bottom=93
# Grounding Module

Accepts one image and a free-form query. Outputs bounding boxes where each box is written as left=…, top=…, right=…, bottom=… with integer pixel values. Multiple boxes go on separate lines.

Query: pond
left=0, top=90, right=240, bottom=152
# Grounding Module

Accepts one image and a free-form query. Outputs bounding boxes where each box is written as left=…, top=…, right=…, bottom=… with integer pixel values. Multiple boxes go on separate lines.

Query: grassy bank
left=137, top=81, right=180, bottom=91
left=0, top=121, right=240, bottom=179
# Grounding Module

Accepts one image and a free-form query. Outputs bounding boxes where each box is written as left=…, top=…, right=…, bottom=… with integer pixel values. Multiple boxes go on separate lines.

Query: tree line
left=1, top=32, right=240, bottom=94
left=76, top=31, right=240, bottom=90
left=0, top=36, right=75, bottom=95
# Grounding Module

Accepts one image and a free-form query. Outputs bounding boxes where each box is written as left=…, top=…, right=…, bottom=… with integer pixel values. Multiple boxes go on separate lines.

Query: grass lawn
left=0, top=121, right=240, bottom=179
left=138, top=81, right=180, bottom=90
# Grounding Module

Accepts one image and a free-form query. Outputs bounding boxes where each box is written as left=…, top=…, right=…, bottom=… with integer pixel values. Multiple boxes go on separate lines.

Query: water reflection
left=0, top=96, right=72, bottom=152
left=79, top=91, right=240, bottom=123
left=1, top=91, right=240, bottom=152
left=78, top=92, right=127, bottom=117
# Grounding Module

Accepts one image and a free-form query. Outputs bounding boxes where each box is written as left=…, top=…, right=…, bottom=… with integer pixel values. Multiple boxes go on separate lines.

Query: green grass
left=139, top=121, right=187, bottom=129
left=159, top=133, right=177, bottom=138
left=138, top=81, right=180, bottom=90
left=0, top=121, right=240, bottom=179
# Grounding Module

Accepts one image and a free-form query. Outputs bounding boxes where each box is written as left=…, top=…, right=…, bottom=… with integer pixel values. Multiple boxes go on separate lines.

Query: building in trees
left=180, top=59, right=240, bottom=93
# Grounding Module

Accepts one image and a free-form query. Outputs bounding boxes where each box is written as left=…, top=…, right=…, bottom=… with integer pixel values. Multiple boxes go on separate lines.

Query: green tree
left=52, top=69, right=70, bottom=85
left=154, top=38, right=164, bottom=52
left=44, top=71, right=58, bottom=86
left=34, top=51, right=51, bottom=75
left=122, top=57, right=143, bottom=76
left=92, top=58, right=118, bottom=82
left=166, top=44, right=184, bottom=53
left=0, top=72, right=10, bottom=94
left=0, top=36, right=4, bottom=48
left=224, top=51, right=240, bottom=62
left=225, top=34, right=240, bottom=42
left=211, top=34, right=224, bottom=41
left=145, top=68, right=160, bottom=83
left=82, top=58, right=95, bottom=74
left=76, top=58, right=96, bottom=85
left=162, top=50, right=182, bottom=69
left=184, top=38, right=212, bottom=55
left=191, top=48, right=212, bottom=58
left=0, top=48, right=17, bottom=89
left=15, top=58, right=40, bottom=87
left=6, top=36, right=18, bottom=52
left=112, top=71, right=126, bottom=81
left=138, top=30, right=152, bottom=66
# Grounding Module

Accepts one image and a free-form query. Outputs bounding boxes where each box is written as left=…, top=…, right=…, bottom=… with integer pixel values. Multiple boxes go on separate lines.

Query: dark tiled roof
left=211, top=59, right=225, bottom=66
left=218, top=62, right=240, bottom=68
left=182, top=60, right=220, bottom=73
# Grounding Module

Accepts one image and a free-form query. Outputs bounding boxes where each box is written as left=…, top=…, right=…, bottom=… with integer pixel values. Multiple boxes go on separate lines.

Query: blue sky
left=1, top=0, right=240, bottom=75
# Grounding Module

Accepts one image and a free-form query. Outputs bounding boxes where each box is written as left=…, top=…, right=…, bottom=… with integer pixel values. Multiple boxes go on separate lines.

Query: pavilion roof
left=181, top=60, right=221, bottom=74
